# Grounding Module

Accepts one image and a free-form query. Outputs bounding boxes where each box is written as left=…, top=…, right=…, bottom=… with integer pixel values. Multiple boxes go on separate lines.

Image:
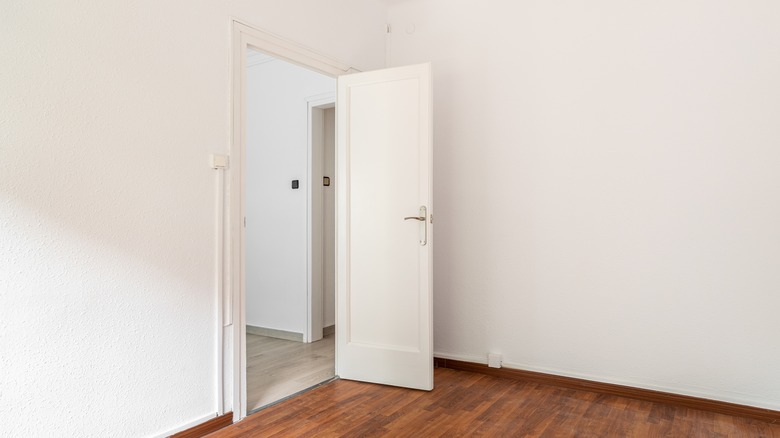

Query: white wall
left=0, top=1, right=386, bottom=436
left=245, top=54, right=335, bottom=334
left=387, top=0, right=780, bottom=410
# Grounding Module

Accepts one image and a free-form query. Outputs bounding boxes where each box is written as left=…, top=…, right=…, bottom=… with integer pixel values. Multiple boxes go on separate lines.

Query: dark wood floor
left=208, top=368, right=780, bottom=437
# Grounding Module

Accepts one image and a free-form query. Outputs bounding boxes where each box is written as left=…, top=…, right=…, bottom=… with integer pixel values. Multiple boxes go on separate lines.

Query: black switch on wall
left=291, top=180, right=299, bottom=189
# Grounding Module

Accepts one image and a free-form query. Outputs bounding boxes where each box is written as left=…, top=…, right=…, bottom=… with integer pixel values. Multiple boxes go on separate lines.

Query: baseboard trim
left=434, top=358, right=780, bottom=424
left=169, top=412, right=233, bottom=438
left=246, top=325, right=303, bottom=342
left=323, top=325, right=335, bottom=336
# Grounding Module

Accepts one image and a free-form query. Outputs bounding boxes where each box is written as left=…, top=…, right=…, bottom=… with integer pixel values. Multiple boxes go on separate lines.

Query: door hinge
left=244, top=217, right=246, bottom=227
left=430, top=214, right=433, bottom=224
left=386, top=24, right=391, bottom=33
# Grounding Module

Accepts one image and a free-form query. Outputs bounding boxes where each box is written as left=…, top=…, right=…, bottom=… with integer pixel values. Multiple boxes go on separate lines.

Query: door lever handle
left=404, top=206, right=428, bottom=246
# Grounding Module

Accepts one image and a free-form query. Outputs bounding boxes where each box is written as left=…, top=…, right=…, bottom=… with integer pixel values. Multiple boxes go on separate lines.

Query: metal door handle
left=404, top=206, right=427, bottom=246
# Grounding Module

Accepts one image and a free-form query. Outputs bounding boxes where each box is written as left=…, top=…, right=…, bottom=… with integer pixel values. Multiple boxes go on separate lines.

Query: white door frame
left=228, top=18, right=356, bottom=422
left=306, top=93, right=336, bottom=344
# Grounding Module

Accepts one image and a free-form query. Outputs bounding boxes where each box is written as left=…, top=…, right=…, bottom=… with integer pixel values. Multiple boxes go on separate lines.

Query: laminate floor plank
left=210, top=367, right=780, bottom=437
left=246, top=333, right=335, bottom=412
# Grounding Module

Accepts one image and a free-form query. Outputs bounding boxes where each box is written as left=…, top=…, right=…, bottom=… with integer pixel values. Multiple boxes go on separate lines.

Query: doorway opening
left=230, top=21, right=434, bottom=422
left=244, top=47, right=336, bottom=413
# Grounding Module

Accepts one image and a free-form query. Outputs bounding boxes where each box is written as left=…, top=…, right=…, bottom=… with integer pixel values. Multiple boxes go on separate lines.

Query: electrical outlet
left=488, top=353, right=502, bottom=368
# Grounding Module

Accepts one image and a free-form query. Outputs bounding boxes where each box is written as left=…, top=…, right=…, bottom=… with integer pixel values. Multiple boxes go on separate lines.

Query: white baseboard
left=246, top=325, right=303, bottom=342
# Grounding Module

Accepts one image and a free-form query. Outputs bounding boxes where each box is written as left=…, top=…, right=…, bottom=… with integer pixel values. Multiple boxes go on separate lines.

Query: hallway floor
left=246, top=333, right=335, bottom=412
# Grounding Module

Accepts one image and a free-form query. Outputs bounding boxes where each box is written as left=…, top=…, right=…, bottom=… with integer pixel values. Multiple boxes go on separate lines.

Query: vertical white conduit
left=212, top=155, right=227, bottom=415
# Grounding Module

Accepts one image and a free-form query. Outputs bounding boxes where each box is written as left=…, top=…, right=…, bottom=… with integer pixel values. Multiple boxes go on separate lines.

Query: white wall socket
left=488, top=353, right=502, bottom=368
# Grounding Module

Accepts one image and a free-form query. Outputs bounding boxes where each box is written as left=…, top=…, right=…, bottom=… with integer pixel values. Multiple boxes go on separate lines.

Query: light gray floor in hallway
left=246, top=333, right=335, bottom=412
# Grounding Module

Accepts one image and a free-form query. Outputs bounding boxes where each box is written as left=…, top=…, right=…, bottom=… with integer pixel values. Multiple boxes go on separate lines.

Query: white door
left=336, top=63, right=433, bottom=391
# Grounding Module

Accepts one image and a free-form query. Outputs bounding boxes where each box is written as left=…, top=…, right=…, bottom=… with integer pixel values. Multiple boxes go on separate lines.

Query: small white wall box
left=211, top=154, right=229, bottom=169
left=488, top=353, right=502, bottom=368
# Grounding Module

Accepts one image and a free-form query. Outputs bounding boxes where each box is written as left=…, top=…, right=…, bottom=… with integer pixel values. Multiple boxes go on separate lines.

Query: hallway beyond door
left=246, top=333, right=335, bottom=412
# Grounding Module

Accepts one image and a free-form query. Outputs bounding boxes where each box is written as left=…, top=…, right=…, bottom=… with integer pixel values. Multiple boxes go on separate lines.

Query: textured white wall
left=245, top=55, right=334, bottom=334
left=387, top=0, right=780, bottom=410
left=0, top=0, right=386, bottom=436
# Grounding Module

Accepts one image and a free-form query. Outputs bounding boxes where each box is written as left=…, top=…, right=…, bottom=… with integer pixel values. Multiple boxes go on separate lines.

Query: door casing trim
left=229, top=18, right=358, bottom=422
